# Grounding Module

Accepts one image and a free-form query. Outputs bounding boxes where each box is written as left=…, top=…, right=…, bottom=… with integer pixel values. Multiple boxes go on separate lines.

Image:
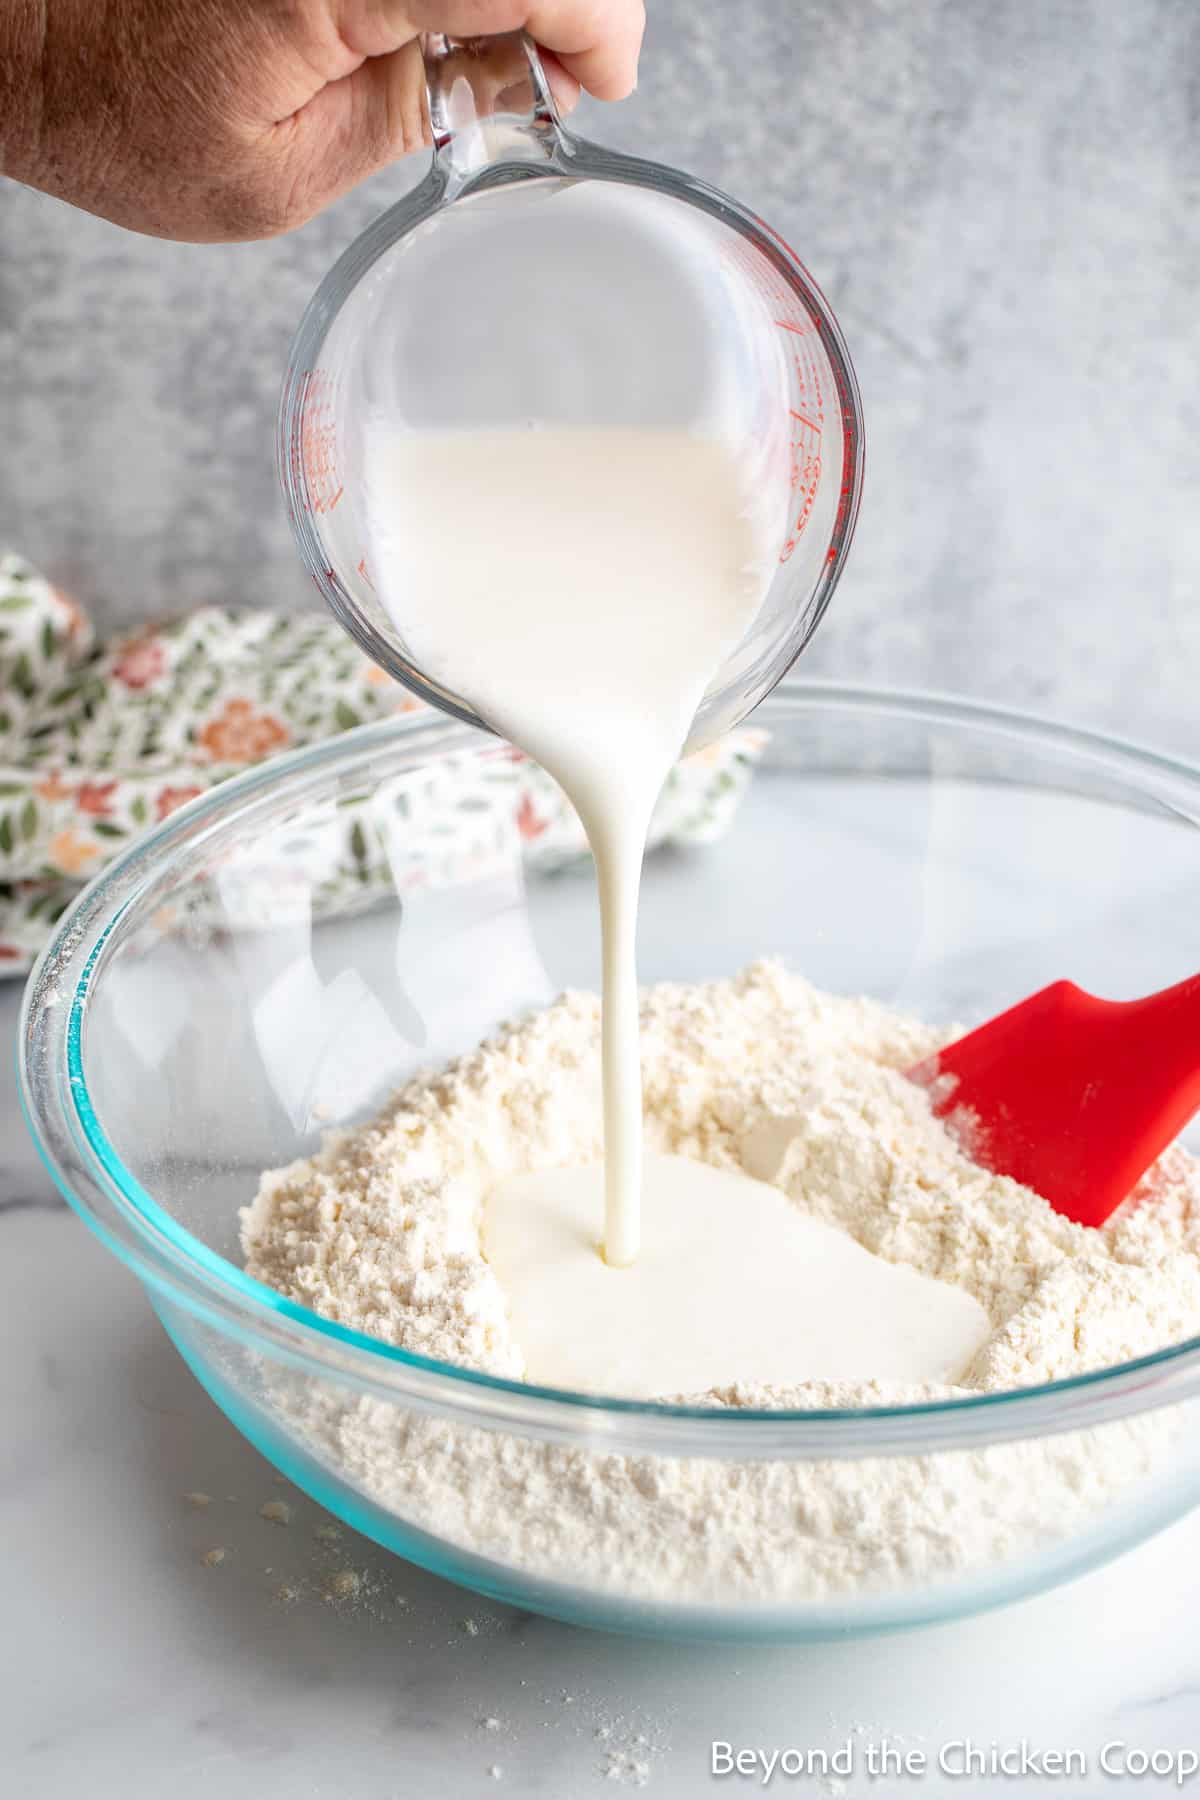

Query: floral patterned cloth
left=0, top=552, right=765, bottom=974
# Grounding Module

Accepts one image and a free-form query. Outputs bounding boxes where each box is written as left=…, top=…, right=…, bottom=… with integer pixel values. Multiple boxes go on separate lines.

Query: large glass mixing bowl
left=19, top=686, right=1200, bottom=1642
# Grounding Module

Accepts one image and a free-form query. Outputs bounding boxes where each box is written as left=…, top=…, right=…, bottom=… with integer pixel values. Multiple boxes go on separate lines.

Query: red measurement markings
left=772, top=262, right=861, bottom=506
left=744, top=225, right=860, bottom=569
left=780, top=444, right=822, bottom=563
left=716, top=232, right=837, bottom=564
left=826, top=352, right=861, bottom=565
left=300, top=370, right=344, bottom=515
left=779, top=333, right=827, bottom=563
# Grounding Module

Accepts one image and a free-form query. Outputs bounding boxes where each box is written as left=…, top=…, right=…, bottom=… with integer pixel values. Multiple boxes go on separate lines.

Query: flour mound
left=240, top=962, right=1200, bottom=1605
left=242, top=960, right=1200, bottom=1392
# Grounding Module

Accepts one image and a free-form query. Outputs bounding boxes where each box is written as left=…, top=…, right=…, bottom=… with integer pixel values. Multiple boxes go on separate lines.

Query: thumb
left=269, top=33, right=582, bottom=231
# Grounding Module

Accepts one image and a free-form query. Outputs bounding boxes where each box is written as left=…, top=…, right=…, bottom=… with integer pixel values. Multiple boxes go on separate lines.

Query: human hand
left=0, top=0, right=645, bottom=241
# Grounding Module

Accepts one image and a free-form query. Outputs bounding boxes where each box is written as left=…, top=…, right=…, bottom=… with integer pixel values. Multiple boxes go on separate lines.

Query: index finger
left=523, top=0, right=645, bottom=99
left=395, top=1, right=645, bottom=100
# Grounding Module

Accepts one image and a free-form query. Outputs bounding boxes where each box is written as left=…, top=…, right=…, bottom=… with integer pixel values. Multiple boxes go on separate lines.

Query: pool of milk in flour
left=362, top=425, right=989, bottom=1394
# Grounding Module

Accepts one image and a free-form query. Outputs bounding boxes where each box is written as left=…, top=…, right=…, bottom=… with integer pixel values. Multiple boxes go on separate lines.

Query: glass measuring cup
left=279, top=33, right=864, bottom=752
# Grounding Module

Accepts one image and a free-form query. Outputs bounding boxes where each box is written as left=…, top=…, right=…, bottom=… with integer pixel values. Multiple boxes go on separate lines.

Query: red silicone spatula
left=908, top=975, right=1200, bottom=1228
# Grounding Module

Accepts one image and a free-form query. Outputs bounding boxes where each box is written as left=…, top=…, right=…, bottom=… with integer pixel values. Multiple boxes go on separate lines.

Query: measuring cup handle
left=422, top=30, right=565, bottom=173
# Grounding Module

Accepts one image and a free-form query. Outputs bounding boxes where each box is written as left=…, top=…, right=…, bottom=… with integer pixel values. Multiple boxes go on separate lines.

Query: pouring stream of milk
left=365, top=427, right=770, bottom=1264
left=365, top=426, right=992, bottom=1395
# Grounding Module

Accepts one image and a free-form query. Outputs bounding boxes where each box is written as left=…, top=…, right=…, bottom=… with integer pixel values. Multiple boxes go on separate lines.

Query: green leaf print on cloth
left=0, top=553, right=765, bottom=974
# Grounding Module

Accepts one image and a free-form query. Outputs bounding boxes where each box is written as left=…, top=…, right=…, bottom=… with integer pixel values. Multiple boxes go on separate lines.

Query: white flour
left=240, top=962, right=1200, bottom=1605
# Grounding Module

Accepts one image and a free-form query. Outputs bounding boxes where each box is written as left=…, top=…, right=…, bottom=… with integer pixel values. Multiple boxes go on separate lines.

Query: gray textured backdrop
left=2, top=0, right=1197, bottom=750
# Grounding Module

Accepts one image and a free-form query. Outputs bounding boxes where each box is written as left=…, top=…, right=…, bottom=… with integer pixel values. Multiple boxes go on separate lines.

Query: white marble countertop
left=4, top=967, right=1200, bottom=1800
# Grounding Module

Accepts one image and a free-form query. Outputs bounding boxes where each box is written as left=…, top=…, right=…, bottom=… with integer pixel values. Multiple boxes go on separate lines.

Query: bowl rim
left=19, top=679, right=1200, bottom=1458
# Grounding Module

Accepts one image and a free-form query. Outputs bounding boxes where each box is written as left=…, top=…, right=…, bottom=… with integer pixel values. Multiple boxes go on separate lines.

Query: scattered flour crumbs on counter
left=604, top=1749, right=650, bottom=1788
left=322, top=1568, right=363, bottom=1603
left=178, top=1488, right=676, bottom=1787
left=240, top=962, right=1200, bottom=1606
left=594, top=1714, right=669, bottom=1788
left=182, top=1487, right=386, bottom=1617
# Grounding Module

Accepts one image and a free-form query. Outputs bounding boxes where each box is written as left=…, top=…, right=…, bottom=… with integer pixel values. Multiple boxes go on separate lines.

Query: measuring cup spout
left=422, top=31, right=566, bottom=191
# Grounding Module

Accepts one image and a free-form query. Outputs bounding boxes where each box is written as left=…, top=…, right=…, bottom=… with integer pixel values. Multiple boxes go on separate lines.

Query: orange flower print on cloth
left=50, top=587, right=89, bottom=643
left=46, top=828, right=101, bottom=876
left=155, top=785, right=204, bottom=821
left=112, top=635, right=167, bottom=690
left=197, top=698, right=290, bottom=764
left=34, top=770, right=72, bottom=802
left=516, top=793, right=550, bottom=840
left=75, top=779, right=118, bottom=817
